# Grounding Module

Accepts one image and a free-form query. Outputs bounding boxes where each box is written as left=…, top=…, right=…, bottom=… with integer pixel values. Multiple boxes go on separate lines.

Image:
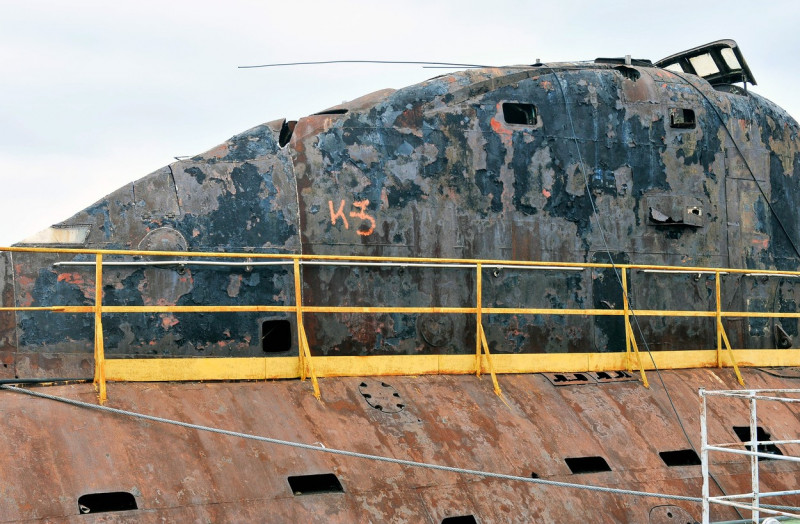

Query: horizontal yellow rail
left=103, top=350, right=800, bottom=382
left=5, top=244, right=800, bottom=277
left=8, top=305, right=800, bottom=320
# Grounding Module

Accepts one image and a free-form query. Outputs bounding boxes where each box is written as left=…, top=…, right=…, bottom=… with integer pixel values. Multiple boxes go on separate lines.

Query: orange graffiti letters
left=349, top=199, right=376, bottom=236
left=328, top=199, right=376, bottom=236
left=328, top=199, right=349, bottom=229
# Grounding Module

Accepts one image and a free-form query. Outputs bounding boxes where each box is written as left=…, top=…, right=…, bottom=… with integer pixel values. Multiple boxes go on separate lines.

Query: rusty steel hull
left=1, top=368, right=800, bottom=523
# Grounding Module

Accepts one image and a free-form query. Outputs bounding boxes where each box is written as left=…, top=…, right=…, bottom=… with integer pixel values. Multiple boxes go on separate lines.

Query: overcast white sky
left=1, top=0, right=798, bottom=246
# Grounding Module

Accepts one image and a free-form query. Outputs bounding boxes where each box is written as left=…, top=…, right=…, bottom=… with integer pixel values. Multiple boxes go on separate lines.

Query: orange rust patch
left=207, top=143, right=230, bottom=159
left=56, top=273, right=95, bottom=299
left=542, top=189, right=551, bottom=198
left=16, top=274, right=34, bottom=286
left=160, top=314, right=179, bottom=330
left=490, top=118, right=513, bottom=146
left=57, top=273, right=86, bottom=286
left=752, top=238, right=769, bottom=249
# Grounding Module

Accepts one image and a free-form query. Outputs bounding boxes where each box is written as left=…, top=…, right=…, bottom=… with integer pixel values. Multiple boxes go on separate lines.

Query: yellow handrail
left=4, top=246, right=800, bottom=399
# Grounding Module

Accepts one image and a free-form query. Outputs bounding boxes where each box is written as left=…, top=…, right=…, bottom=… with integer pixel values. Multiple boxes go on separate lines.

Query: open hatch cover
left=656, top=39, right=756, bottom=86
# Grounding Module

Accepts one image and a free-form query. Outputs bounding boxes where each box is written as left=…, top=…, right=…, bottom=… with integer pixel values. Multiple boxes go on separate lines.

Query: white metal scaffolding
left=701, top=388, right=800, bottom=523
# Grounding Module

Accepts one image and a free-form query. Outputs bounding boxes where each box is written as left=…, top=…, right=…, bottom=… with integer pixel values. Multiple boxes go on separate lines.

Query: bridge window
left=669, top=108, right=695, bottom=129
left=721, top=48, right=741, bottom=70
left=689, top=54, right=720, bottom=77
left=502, top=103, right=537, bottom=126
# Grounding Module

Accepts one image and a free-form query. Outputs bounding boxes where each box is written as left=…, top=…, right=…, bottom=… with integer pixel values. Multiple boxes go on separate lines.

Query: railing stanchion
left=475, top=263, right=482, bottom=377
left=94, top=253, right=107, bottom=404
left=715, top=271, right=744, bottom=386
left=622, top=267, right=649, bottom=388
left=715, top=271, right=723, bottom=368
left=475, top=263, right=503, bottom=398
left=622, top=267, right=632, bottom=373
left=293, top=259, right=320, bottom=399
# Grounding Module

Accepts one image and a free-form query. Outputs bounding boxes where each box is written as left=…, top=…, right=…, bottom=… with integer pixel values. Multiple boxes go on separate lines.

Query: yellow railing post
left=94, top=253, right=107, bottom=404
left=475, top=263, right=482, bottom=377
left=293, top=259, right=320, bottom=399
left=478, top=324, right=503, bottom=398
left=715, top=271, right=745, bottom=386
left=622, top=267, right=633, bottom=373
left=621, top=267, right=649, bottom=388
left=715, top=271, right=723, bottom=368
left=625, top=320, right=650, bottom=388
left=474, top=263, right=503, bottom=397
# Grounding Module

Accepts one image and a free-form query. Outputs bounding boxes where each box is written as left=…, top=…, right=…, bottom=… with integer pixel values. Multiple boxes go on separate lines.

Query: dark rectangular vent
left=732, top=426, right=783, bottom=460
left=589, top=370, right=637, bottom=383
left=565, top=456, right=611, bottom=474
left=442, top=516, right=478, bottom=524
left=288, top=473, right=344, bottom=495
left=262, top=319, right=292, bottom=352
left=542, top=372, right=596, bottom=386
left=78, top=492, right=137, bottom=514
left=670, top=108, right=696, bottom=128
left=502, top=103, right=537, bottom=126
left=659, top=449, right=701, bottom=467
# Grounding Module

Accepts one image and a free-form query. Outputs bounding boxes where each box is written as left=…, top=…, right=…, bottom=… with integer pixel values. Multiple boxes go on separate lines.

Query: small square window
left=670, top=108, right=696, bottom=129
left=262, top=319, right=292, bottom=352
left=502, top=103, right=537, bottom=126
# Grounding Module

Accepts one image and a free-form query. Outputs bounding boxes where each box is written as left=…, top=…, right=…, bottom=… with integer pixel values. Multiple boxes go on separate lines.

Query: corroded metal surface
left=5, top=42, right=800, bottom=377
left=0, top=251, right=15, bottom=378
left=3, top=40, right=800, bottom=522
left=1, top=368, right=799, bottom=522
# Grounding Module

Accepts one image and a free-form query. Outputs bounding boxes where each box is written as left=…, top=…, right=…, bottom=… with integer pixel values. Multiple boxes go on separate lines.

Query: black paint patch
left=185, top=166, right=206, bottom=184
left=18, top=269, right=93, bottom=348
left=592, top=252, right=629, bottom=352
left=179, top=162, right=296, bottom=249
left=474, top=170, right=503, bottom=212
